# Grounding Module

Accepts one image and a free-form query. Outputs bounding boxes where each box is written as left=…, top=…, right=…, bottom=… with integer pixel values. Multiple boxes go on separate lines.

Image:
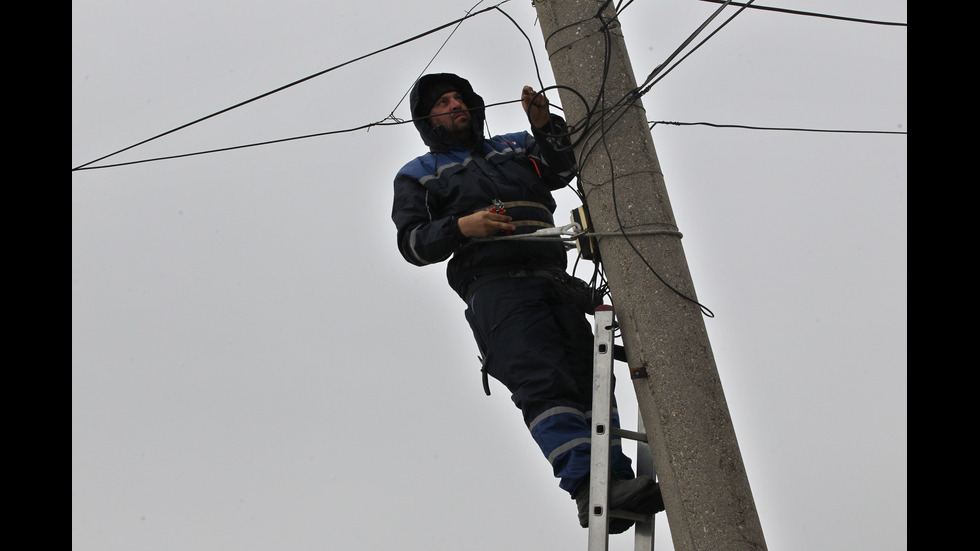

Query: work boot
left=574, top=475, right=665, bottom=534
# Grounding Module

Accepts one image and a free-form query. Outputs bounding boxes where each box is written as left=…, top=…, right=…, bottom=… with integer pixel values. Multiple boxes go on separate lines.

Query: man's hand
left=458, top=210, right=516, bottom=238
left=521, top=85, right=550, bottom=129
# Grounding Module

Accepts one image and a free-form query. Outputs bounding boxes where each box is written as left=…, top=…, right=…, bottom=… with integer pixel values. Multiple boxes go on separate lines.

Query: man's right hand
left=458, top=210, right=516, bottom=238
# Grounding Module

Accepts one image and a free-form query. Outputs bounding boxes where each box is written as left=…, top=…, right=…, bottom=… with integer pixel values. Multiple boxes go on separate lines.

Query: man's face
left=428, top=91, right=471, bottom=134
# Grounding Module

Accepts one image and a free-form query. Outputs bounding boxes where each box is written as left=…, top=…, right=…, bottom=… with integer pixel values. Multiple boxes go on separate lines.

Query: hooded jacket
left=392, top=74, right=577, bottom=299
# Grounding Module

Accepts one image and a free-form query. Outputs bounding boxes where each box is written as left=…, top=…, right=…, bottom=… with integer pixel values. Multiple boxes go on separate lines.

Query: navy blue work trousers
left=464, top=275, right=634, bottom=495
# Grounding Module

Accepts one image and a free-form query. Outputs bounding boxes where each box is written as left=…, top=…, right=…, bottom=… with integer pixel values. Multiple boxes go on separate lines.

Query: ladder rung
left=610, top=427, right=647, bottom=443
left=608, top=509, right=652, bottom=522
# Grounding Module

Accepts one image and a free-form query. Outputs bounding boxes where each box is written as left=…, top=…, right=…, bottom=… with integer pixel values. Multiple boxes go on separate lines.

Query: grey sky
left=73, top=1, right=907, bottom=549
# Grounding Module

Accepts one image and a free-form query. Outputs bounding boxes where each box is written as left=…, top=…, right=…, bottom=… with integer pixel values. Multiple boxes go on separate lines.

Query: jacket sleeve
left=392, top=172, right=470, bottom=267
left=528, top=114, right=577, bottom=191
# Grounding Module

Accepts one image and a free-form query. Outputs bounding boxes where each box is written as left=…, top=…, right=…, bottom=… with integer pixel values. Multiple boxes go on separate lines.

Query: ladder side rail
left=588, top=308, right=616, bottom=551
left=633, top=413, right=655, bottom=550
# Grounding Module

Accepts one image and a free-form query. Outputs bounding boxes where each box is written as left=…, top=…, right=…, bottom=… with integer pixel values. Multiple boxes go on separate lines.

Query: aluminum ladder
left=587, top=305, right=657, bottom=551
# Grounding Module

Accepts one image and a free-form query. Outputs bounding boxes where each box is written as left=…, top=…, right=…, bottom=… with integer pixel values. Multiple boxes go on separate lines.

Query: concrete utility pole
left=531, top=1, right=767, bottom=550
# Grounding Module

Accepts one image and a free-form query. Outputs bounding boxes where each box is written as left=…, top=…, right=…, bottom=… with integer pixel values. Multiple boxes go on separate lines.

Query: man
left=391, top=73, right=662, bottom=532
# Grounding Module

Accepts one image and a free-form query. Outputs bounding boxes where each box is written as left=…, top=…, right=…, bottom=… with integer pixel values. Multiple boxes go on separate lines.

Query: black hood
left=410, top=73, right=486, bottom=151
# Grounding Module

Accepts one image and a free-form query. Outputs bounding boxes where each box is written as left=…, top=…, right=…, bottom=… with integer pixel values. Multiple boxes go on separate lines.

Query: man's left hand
left=521, top=86, right=550, bottom=129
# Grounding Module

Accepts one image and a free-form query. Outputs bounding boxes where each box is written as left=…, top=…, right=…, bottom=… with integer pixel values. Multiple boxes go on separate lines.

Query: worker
left=391, top=73, right=663, bottom=532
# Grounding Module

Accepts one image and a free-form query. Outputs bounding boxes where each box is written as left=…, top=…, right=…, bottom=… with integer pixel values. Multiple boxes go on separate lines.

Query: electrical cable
left=74, top=1, right=905, bottom=173
left=635, top=0, right=738, bottom=93
left=636, top=0, right=751, bottom=96
left=72, top=0, right=512, bottom=172
left=540, top=0, right=727, bottom=316
left=650, top=120, right=907, bottom=135
left=696, top=0, right=907, bottom=27
left=386, top=0, right=490, bottom=122
left=74, top=0, right=549, bottom=174
left=71, top=99, right=524, bottom=171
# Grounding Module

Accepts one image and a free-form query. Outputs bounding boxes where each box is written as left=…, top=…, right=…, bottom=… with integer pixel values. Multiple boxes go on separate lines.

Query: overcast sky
left=73, top=1, right=907, bottom=549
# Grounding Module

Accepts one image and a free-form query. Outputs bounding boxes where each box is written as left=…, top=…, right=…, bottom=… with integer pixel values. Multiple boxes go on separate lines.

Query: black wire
left=71, top=99, right=524, bottom=172
left=696, top=0, right=907, bottom=27
left=614, top=0, right=638, bottom=15
left=74, top=0, right=551, bottom=174
left=650, top=120, right=907, bottom=135
left=637, top=0, right=749, bottom=95
left=560, top=0, right=717, bottom=316
left=72, top=0, right=511, bottom=172
left=74, top=2, right=554, bottom=173
left=542, top=0, right=740, bottom=173
left=494, top=6, right=546, bottom=92
left=74, top=0, right=906, bottom=175
left=534, top=0, right=724, bottom=313
left=635, top=0, right=738, bottom=93
left=72, top=119, right=409, bottom=171
left=387, top=0, right=489, bottom=120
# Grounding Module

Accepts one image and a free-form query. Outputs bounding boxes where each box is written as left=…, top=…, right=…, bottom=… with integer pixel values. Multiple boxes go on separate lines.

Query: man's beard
left=448, top=119, right=477, bottom=148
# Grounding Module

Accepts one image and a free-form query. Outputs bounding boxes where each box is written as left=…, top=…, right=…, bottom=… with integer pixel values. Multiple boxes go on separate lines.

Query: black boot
left=574, top=475, right=664, bottom=534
